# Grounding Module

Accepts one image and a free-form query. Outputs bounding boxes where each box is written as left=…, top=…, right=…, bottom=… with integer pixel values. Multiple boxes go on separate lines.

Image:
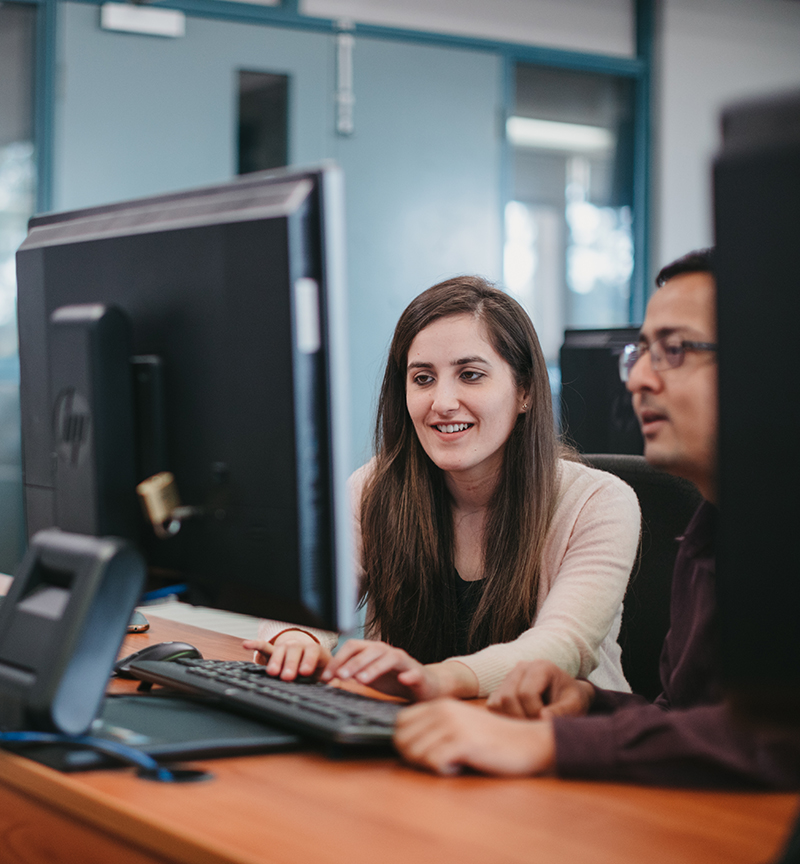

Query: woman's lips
left=431, top=422, right=473, bottom=435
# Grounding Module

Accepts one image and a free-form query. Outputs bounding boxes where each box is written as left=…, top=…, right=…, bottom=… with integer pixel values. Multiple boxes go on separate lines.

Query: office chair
left=583, top=454, right=703, bottom=700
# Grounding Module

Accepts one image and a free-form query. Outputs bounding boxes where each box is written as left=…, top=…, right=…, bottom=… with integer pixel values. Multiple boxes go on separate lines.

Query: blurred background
left=1, top=0, right=799, bottom=574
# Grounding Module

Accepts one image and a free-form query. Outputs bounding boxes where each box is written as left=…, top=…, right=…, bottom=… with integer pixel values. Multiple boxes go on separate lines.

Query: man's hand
left=394, top=699, right=556, bottom=777
left=243, top=631, right=332, bottom=681
left=487, top=660, right=595, bottom=719
left=319, top=640, right=479, bottom=702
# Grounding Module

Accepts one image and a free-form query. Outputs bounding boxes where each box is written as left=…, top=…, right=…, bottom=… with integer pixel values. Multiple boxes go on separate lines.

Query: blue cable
left=139, top=583, right=188, bottom=603
left=0, top=731, right=178, bottom=782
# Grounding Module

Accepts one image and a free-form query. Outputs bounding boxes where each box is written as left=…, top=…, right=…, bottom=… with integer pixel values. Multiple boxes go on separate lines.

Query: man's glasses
left=619, top=337, right=717, bottom=382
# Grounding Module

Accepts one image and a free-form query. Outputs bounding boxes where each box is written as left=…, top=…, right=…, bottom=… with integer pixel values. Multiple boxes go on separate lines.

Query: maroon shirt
left=553, top=501, right=800, bottom=788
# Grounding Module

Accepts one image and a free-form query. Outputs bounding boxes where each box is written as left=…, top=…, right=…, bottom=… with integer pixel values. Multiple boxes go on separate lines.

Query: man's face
left=626, top=272, right=718, bottom=499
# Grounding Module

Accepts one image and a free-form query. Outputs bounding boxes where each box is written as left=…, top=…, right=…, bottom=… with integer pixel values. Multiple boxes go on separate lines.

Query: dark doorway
left=238, top=71, right=289, bottom=175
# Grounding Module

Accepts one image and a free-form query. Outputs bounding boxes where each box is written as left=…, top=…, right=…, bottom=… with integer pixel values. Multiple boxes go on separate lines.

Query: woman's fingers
left=298, top=644, right=328, bottom=677
left=242, top=637, right=326, bottom=680
left=242, top=639, right=274, bottom=667
left=321, top=640, right=413, bottom=682
left=351, top=648, right=418, bottom=685
left=265, top=643, right=290, bottom=678
left=319, top=638, right=369, bottom=680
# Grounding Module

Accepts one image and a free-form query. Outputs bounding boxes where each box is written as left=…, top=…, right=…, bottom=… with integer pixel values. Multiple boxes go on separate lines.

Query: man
left=393, top=248, right=800, bottom=787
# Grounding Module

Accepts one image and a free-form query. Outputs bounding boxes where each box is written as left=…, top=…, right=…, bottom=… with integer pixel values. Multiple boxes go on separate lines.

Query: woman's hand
left=243, top=630, right=332, bottom=681
left=487, top=659, right=595, bottom=719
left=320, top=639, right=479, bottom=702
left=394, top=699, right=556, bottom=777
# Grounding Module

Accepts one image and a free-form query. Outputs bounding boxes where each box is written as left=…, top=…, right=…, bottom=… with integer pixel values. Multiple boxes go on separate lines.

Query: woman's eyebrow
left=452, top=355, right=489, bottom=366
left=407, top=356, right=490, bottom=371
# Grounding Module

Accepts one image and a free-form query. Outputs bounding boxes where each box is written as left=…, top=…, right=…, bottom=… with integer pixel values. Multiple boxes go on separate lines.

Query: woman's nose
left=431, top=381, right=459, bottom=413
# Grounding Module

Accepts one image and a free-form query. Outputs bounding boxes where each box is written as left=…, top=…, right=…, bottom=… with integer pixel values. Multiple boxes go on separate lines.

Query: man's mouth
left=638, top=408, right=668, bottom=430
left=432, top=423, right=473, bottom=434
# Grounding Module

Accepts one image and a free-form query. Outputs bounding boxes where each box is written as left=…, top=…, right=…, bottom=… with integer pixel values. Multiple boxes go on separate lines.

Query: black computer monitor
left=714, top=90, right=800, bottom=723
left=15, top=164, right=356, bottom=633
left=559, top=327, right=644, bottom=455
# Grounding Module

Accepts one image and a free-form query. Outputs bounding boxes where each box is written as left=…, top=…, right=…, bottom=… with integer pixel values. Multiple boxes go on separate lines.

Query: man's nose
left=626, top=349, right=662, bottom=394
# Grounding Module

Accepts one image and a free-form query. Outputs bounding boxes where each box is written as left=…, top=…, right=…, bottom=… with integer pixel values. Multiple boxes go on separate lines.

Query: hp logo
left=53, top=388, right=92, bottom=467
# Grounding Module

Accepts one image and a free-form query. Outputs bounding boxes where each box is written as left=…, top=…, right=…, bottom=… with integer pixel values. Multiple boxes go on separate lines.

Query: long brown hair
left=360, top=276, right=560, bottom=663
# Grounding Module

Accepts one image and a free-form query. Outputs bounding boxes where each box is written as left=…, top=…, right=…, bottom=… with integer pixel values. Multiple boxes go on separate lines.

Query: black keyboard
left=128, top=658, right=403, bottom=745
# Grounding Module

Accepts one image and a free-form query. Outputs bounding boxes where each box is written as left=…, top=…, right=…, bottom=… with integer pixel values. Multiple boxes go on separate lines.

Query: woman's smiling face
left=405, top=313, right=526, bottom=487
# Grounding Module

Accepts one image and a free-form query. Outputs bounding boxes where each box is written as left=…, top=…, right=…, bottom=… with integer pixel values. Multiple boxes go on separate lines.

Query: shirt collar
left=678, top=498, right=718, bottom=558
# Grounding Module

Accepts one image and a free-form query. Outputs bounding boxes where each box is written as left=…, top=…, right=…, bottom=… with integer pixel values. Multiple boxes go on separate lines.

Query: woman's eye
left=412, top=373, right=433, bottom=386
left=461, top=370, right=484, bottom=382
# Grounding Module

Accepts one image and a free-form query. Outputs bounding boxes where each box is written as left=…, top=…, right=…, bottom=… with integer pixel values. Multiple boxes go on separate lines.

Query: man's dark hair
left=655, top=247, right=715, bottom=287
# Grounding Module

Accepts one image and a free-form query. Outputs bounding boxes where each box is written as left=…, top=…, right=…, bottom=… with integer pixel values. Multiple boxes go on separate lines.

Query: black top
left=454, top=572, right=486, bottom=657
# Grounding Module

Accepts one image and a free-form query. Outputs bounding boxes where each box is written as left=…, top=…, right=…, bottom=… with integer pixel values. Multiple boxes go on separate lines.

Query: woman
left=245, top=276, right=640, bottom=700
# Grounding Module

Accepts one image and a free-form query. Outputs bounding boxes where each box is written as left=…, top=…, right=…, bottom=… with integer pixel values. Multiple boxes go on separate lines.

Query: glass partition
left=0, top=2, right=36, bottom=573
left=504, top=64, right=636, bottom=366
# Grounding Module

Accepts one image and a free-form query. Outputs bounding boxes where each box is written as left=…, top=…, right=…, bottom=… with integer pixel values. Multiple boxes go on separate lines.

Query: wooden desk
left=0, top=614, right=797, bottom=864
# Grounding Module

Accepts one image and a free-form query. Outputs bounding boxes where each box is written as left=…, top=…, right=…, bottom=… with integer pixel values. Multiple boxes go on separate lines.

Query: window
left=0, top=2, right=36, bottom=573
left=504, top=64, right=636, bottom=365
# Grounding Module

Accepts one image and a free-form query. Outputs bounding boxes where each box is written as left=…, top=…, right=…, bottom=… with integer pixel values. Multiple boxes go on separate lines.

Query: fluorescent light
left=100, top=3, right=186, bottom=38
left=507, top=117, right=614, bottom=153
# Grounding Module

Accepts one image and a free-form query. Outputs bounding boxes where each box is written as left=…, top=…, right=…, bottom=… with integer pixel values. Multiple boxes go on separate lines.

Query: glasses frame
left=619, top=338, right=717, bottom=383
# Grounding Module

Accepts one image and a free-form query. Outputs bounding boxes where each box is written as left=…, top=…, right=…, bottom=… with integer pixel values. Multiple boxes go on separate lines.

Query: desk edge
left=0, top=749, right=259, bottom=864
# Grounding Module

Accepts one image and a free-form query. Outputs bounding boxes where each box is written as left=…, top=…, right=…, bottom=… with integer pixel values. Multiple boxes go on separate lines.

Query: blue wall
left=54, top=3, right=502, bottom=468
left=329, top=36, right=502, bottom=458
left=55, top=6, right=332, bottom=205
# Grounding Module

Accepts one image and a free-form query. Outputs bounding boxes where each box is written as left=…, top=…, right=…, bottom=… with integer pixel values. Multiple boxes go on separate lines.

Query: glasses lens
left=660, top=339, right=685, bottom=369
left=619, top=344, right=638, bottom=382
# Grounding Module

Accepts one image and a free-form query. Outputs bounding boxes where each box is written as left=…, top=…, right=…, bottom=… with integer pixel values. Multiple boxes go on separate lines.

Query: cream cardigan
left=257, top=458, right=641, bottom=696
